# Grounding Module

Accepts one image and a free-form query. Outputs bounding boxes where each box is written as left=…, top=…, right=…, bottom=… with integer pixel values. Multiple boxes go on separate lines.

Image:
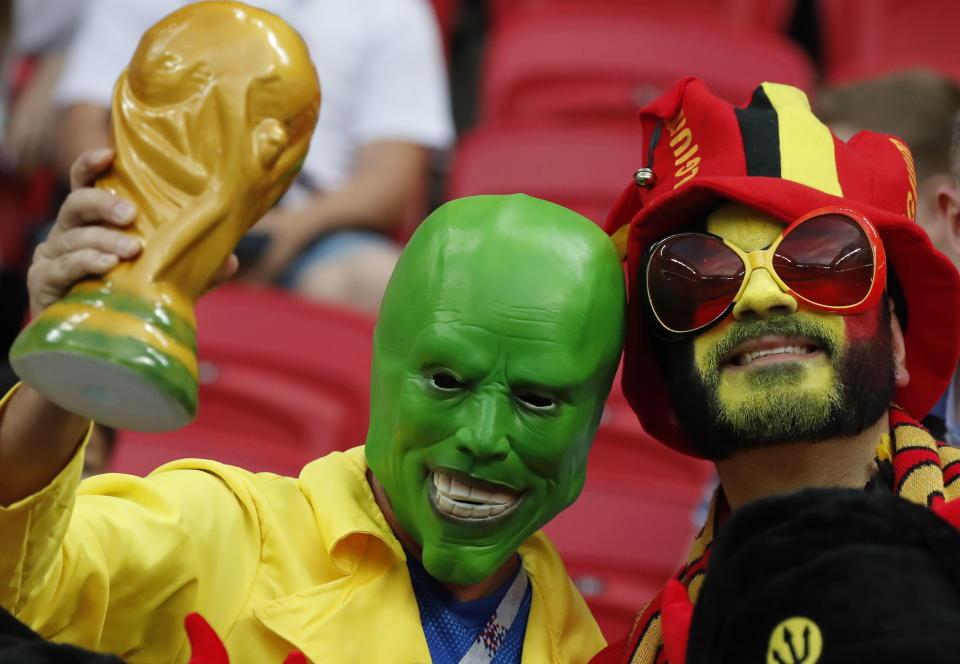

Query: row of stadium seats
left=433, top=0, right=960, bottom=87
left=442, top=0, right=795, bottom=33
left=819, top=0, right=960, bottom=84
left=478, top=3, right=813, bottom=128
left=444, top=0, right=960, bottom=232
left=444, top=0, right=814, bottom=225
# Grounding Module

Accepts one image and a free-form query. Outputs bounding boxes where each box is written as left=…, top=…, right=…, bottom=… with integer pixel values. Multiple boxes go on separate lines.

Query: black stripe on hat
left=735, top=86, right=781, bottom=178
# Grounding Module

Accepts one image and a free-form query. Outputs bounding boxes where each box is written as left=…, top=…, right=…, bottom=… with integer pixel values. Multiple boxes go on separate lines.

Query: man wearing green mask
left=0, top=151, right=624, bottom=663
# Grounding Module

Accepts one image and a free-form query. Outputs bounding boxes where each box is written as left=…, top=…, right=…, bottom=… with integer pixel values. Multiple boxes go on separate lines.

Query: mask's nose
left=454, top=392, right=511, bottom=463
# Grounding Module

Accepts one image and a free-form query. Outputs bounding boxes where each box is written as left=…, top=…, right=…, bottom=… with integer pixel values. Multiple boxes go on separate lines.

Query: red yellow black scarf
left=620, top=407, right=960, bottom=664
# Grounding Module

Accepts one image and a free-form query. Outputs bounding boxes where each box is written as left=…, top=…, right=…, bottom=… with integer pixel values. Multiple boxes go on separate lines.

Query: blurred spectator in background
left=817, top=69, right=960, bottom=443
left=939, top=110, right=960, bottom=279
left=916, top=106, right=960, bottom=445
left=0, top=0, right=90, bottom=287
left=55, top=0, right=454, bottom=311
left=0, top=0, right=90, bottom=410
left=816, top=69, right=960, bottom=245
left=0, top=0, right=89, bottom=176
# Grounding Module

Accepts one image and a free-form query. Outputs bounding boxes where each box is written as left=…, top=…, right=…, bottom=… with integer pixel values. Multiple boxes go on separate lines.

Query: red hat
left=606, top=77, right=960, bottom=456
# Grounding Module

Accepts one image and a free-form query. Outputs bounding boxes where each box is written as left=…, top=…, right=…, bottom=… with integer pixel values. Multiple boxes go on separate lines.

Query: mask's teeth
left=430, top=472, right=521, bottom=520
left=489, top=503, right=509, bottom=516
left=451, top=502, right=493, bottom=518
left=447, top=476, right=474, bottom=501
left=432, top=472, right=450, bottom=493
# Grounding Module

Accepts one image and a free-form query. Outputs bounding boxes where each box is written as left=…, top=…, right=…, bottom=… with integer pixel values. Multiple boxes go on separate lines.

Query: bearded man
left=591, top=77, right=960, bottom=664
left=0, top=151, right=624, bottom=663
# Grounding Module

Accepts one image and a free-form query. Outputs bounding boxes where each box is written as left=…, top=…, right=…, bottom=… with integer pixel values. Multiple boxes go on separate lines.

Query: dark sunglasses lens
left=646, top=235, right=745, bottom=332
left=773, top=214, right=874, bottom=306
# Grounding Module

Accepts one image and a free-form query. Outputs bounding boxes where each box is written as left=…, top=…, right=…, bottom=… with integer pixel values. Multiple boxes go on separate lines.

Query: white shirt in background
left=55, top=0, right=455, bottom=196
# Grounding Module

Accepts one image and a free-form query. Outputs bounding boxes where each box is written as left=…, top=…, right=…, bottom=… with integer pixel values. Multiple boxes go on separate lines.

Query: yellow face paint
left=705, top=203, right=781, bottom=251
left=693, top=204, right=848, bottom=436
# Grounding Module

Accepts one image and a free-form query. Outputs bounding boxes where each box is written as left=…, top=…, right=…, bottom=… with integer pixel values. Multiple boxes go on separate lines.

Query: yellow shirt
left=0, top=400, right=604, bottom=663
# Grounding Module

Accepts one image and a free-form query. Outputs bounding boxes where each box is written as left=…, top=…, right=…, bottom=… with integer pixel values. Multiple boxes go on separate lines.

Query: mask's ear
left=253, top=118, right=289, bottom=170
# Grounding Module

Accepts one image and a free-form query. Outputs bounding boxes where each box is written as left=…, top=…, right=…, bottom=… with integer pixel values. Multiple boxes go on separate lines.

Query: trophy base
left=9, top=282, right=199, bottom=432
left=10, top=350, right=194, bottom=432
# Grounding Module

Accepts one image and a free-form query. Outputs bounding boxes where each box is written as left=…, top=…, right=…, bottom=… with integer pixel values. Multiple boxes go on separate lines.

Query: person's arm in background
left=2, top=47, right=69, bottom=174
left=52, top=0, right=150, bottom=181
left=55, top=101, right=108, bottom=179
left=240, top=139, right=428, bottom=283
left=241, top=0, right=453, bottom=288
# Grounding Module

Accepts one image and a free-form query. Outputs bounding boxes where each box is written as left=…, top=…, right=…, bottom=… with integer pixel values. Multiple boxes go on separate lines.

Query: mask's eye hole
left=517, top=392, right=555, bottom=411
left=431, top=372, right=465, bottom=390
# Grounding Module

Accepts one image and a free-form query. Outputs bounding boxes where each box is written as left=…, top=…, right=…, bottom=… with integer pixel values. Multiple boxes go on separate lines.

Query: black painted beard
left=654, top=312, right=897, bottom=461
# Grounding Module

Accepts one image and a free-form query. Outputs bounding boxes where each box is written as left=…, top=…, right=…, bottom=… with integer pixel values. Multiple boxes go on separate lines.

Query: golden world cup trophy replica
left=9, top=2, right=320, bottom=431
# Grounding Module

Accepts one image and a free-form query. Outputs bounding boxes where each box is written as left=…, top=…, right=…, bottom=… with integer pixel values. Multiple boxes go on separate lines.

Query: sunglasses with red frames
left=642, top=207, right=888, bottom=338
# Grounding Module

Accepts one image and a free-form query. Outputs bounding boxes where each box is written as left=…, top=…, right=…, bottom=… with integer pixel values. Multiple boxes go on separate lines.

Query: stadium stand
left=446, top=124, right=643, bottom=225
left=109, top=283, right=375, bottom=476
left=479, top=2, right=814, bottom=127
left=819, top=0, right=960, bottom=84
left=487, top=0, right=796, bottom=32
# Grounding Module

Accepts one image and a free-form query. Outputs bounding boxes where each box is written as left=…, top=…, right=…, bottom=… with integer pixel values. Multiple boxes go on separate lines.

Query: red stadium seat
left=488, top=0, right=796, bottom=32
left=819, top=0, right=960, bottom=84
left=109, top=283, right=375, bottom=477
left=544, top=479, right=708, bottom=640
left=590, top=371, right=714, bottom=494
left=446, top=124, right=644, bottom=225
left=481, top=3, right=814, bottom=127
left=545, top=372, right=714, bottom=641
left=0, top=169, right=54, bottom=270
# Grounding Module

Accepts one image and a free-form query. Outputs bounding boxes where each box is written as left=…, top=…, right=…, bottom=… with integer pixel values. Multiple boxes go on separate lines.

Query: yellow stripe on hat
left=762, top=82, right=843, bottom=197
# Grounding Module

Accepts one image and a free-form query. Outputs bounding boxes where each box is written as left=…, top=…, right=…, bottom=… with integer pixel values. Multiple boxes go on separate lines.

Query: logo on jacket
left=766, top=616, right=823, bottom=664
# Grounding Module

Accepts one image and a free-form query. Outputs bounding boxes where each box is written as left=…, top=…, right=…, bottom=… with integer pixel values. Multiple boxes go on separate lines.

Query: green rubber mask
left=366, top=194, right=625, bottom=585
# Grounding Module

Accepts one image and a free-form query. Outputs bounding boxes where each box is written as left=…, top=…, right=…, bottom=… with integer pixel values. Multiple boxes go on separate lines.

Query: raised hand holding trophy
left=10, top=2, right=320, bottom=431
